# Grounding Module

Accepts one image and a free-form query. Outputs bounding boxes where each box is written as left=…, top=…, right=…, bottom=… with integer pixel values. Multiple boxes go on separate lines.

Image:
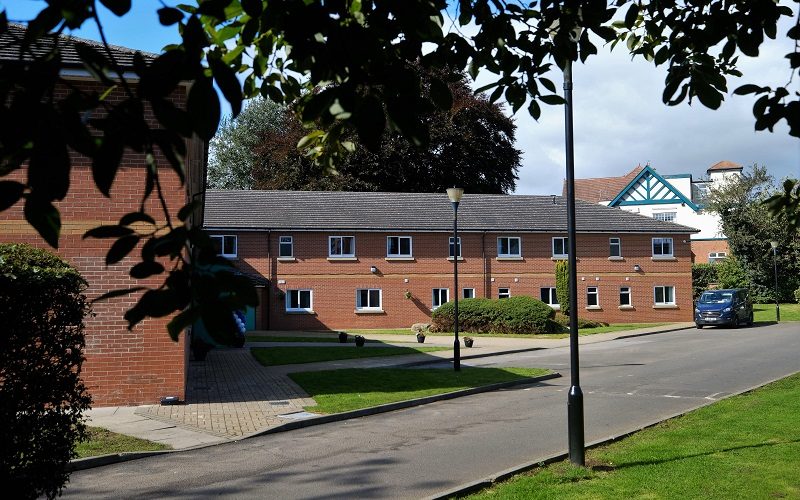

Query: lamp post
left=770, top=240, right=780, bottom=322
left=447, top=187, right=464, bottom=372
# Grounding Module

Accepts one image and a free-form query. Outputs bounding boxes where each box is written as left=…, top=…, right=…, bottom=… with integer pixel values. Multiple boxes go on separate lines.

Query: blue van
left=695, top=288, right=753, bottom=328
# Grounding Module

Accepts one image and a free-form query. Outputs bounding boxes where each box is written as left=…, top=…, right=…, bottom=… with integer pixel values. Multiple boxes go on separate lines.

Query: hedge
left=0, top=244, right=92, bottom=499
left=431, top=296, right=560, bottom=334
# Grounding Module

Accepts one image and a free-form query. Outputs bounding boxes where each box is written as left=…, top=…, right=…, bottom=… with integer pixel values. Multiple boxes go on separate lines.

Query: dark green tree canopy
left=0, top=0, right=797, bottom=340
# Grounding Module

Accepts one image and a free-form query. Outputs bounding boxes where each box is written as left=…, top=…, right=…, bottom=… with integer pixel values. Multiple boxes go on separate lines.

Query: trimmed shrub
left=692, top=263, right=718, bottom=299
left=555, top=260, right=570, bottom=314
left=431, top=296, right=559, bottom=334
left=795, top=287, right=800, bottom=304
left=0, top=244, right=92, bottom=499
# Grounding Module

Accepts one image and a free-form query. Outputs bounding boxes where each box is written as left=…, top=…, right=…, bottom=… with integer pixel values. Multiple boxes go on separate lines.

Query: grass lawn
left=75, top=427, right=170, bottom=458
left=251, top=346, right=450, bottom=366
left=470, top=372, right=800, bottom=499
left=247, top=335, right=378, bottom=343
left=754, top=303, right=800, bottom=322
left=289, top=367, right=551, bottom=414
left=350, top=323, right=671, bottom=339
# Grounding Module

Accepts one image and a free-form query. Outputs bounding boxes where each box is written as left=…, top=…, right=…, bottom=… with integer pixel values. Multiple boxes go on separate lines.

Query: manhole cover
left=271, top=400, right=289, bottom=405
left=278, top=411, right=318, bottom=420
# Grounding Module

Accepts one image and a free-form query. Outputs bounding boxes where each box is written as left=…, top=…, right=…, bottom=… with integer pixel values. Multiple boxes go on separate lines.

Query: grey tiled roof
left=204, top=190, right=699, bottom=234
left=0, top=22, right=157, bottom=68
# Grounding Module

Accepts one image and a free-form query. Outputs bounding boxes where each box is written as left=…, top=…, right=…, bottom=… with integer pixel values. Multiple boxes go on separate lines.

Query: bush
left=692, top=263, right=718, bottom=299
left=795, top=287, right=800, bottom=304
left=555, top=260, right=570, bottom=314
left=0, top=244, right=92, bottom=499
left=431, top=296, right=560, bottom=334
left=553, top=313, right=609, bottom=329
left=716, top=256, right=750, bottom=291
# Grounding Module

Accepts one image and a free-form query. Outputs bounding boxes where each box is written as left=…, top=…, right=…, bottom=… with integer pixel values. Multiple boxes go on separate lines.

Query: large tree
left=215, top=70, right=521, bottom=194
left=0, top=1, right=798, bottom=337
left=706, top=165, right=800, bottom=302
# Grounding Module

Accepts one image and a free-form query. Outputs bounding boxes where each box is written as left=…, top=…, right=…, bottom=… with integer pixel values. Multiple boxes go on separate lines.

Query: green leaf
left=99, top=0, right=131, bottom=16
left=177, top=200, right=199, bottom=221
left=209, top=55, right=243, bottom=117
left=24, top=195, right=61, bottom=248
left=539, top=94, right=566, bottom=105
left=83, top=225, right=134, bottom=239
left=0, top=181, right=25, bottom=211
left=734, top=84, right=767, bottom=96
left=354, top=95, right=386, bottom=151
left=130, top=261, right=165, bottom=279
left=106, top=234, right=140, bottom=265
left=188, top=76, right=220, bottom=141
left=527, top=99, right=542, bottom=121
left=428, top=77, right=453, bottom=111
left=241, top=0, right=263, bottom=17
left=158, top=7, right=184, bottom=25
left=92, top=137, right=123, bottom=197
left=624, top=3, right=639, bottom=29
left=167, top=308, right=200, bottom=341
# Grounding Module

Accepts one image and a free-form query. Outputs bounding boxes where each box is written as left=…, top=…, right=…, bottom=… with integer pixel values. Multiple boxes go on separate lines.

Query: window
left=540, top=287, right=558, bottom=307
left=356, top=289, right=382, bottom=311
left=279, top=236, right=293, bottom=258
left=652, top=237, right=673, bottom=257
left=587, top=287, right=599, bottom=307
left=211, top=235, right=237, bottom=258
left=498, top=288, right=511, bottom=299
left=449, top=237, right=462, bottom=258
left=286, top=289, right=313, bottom=312
left=619, top=286, right=632, bottom=306
left=654, top=286, right=675, bottom=305
left=653, top=212, right=677, bottom=222
left=609, top=237, right=621, bottom=258
left=432, top=288, right=449, bottom=309
left=387, top=236, right=412, bottom=257
left=497, top=237, right=521, bottom=257
left=463, top=288, right=475, bottom=299
left=708, top=251, right=727, bottom=263
left=329, top=236, right=355, bottom=257
left=552, top=237, right=568, bottom=258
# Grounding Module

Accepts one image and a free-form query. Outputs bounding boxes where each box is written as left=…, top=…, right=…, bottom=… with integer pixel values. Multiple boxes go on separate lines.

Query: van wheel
left=747, top=313, right=753, bottom=327
left=732, top=316, right=740, bottom=329
left=696, top=324, right=704, bottom=329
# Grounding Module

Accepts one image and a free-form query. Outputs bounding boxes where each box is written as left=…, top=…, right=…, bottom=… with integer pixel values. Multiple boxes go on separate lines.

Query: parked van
left=695, top=288, right=753, bottom=328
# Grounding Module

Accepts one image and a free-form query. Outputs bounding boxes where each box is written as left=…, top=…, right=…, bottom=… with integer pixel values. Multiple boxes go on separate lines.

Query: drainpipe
left=266, top=229, right=271, bottom=330
left=482, top=231, right=487, bottom=298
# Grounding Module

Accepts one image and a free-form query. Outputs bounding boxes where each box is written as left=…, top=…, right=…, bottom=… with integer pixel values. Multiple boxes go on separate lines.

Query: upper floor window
left=498, top=288, right=511, bottom=299
left=356, top=289, right=382, bottom=311
left=432, top=288, right=449, bottom=309
left=279, top=236, right=293, bottom=258
left=387, top=236, right=412, bottom=257
left=552, top=237, right=568, bottom=258
left=329, top=236, right=355, bottom=257
left=653, top=212, right=677, bottom=222
left=540, top=287, right=558, bottom=307
left=654, top=285, right=675, bottom=305
left=211, top=235, right=237, bottom=258
left=652, top=237, right=674, bottom=258
left=449, top=237, right=462, bottom=258
left=286, top=289, right=313, bottom=312
left=497, top=237, right=521, bottom=258
left=609, top=237, right=621, bottom=258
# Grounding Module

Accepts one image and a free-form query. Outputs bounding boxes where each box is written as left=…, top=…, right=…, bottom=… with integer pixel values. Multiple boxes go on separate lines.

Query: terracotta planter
left=463, top=338, right=474, bottom=348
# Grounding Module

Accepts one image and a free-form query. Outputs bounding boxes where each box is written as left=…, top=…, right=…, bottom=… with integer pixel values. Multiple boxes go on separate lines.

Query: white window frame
left=609, top=237, right=621, bottom=258
left=386, top=236, right=413, bottom=258
left=552, top=237, right=568, bottom=258
left=356, top=288, right=382, bottom=311
left=432, top=288, right=449, bottom=309
left=498, top=288, right=511, bottom=299
left=211, top=235, right=237, bottom=258
left=286, top=289, right=313, bottom=312
left=586, top=286, right=599, bottom=308
left=329, top=235, right=356, bottom=258
left=654, top=285, right=676, bottom=305
left=449, top=237, right=462, bottom=258
left=652, top=237, right=674, bottom=258
left=619, top=286, right=632, bottom=306
left=653, top=212, right=677, bottom=222
left=463, top=288, right=475, bottom=299
left=708, top=251, right=728, bottom=263
left=279, top=236, right=293, bottom=258
left=540, top=287, right=559, bottom=308
left=497, top=236, right=522, bottom=258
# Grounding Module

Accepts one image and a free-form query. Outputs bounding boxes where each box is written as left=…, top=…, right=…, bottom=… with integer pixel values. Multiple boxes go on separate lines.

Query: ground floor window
left=586, top=286, right=599, bottom=307
left=540, top=287, right=558, bottom=307
left=654, top=285, right=675, bottom=305
left=620, top=286, right=631, bottom=306
left=463, top=288, right=475, bottom=299
left=432, top=288, right=449, bottom=309
left=286, top=289, right=312, bottom=312
left=356, top=289, right=382, bottom=310
left=498, top=288, right=511, bottom=299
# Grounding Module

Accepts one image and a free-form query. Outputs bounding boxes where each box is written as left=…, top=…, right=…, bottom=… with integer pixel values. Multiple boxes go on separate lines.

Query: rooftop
left=204, top=190, right=699, bottom=234
left=707, top=160, right=743, bottom=172
left=565, top=165, right=643, bottom=204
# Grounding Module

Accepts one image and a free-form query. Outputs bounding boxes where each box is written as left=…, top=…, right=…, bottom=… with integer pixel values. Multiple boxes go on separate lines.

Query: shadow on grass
left=610, top=439, right=800, bottom=470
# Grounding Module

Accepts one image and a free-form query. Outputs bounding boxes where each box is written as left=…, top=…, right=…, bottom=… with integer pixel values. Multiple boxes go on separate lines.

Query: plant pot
left=463, top=338, right=474, bottom=348
left=338, top=331, right=348, bottom=343
left=354, top=335, right=365, bottom=347
left=416, top=334, right=426, bottom=343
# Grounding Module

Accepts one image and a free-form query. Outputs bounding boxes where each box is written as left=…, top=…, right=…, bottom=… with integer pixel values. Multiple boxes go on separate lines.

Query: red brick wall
left=691, top=239, right=730, bottom=263
left=0, top=80, right=199, bottom=406
left=215, top=230, right=694, bottom=329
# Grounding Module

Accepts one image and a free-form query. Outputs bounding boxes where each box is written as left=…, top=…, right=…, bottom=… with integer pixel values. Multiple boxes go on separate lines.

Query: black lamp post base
left=453, top=339, right=460, bottom=371
left=568, top=385, right=585, bottom=466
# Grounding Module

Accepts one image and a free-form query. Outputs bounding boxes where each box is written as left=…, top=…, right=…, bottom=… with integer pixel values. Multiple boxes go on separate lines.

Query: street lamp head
left=770, top=240, right=779, bottom=249
left=447, top=187, right=464, bottom=203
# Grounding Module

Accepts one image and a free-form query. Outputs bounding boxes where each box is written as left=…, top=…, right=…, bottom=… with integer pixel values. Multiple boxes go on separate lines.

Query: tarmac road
left=63, top=323, right=800, bottom=499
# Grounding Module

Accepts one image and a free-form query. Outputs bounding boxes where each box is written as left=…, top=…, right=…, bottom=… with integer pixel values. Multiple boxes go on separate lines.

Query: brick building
left=204, top=190, right=697, bottom=329
left=0, top=25, right=206, bottom=406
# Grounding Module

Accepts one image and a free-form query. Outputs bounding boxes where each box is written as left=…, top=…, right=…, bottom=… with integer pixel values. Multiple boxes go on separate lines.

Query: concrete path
left=84, top=323, right=693, bottom=450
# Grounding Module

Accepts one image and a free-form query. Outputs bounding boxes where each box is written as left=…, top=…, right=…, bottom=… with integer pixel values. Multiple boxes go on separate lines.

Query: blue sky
left=4, top=1, right=798, bottom=196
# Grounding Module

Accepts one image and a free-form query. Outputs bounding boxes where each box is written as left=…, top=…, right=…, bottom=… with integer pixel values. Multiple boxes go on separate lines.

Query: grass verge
left=350, top=323, right=672, bottom=339
left=289, top=367, right=551, bottom=414
left=75, top=427, right=170, bottom=458
left=251, top=346, right=449, bottom=366
left=470, top=372, right=800, bottom=499
left=247, top=335, right=378, bottom=343
left=754, top=303, right=800, bottom=322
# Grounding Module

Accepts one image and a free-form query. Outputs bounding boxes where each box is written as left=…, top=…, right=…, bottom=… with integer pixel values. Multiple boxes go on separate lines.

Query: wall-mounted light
left=370, top=266, right=378, bottom=274
left=633, top=264, right=642, bottom=272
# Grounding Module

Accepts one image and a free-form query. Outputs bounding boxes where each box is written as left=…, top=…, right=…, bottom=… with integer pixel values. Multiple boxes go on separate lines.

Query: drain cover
left=271, top=400, right=289, bottom=405
left=278, top=411, right=317, bottom=420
